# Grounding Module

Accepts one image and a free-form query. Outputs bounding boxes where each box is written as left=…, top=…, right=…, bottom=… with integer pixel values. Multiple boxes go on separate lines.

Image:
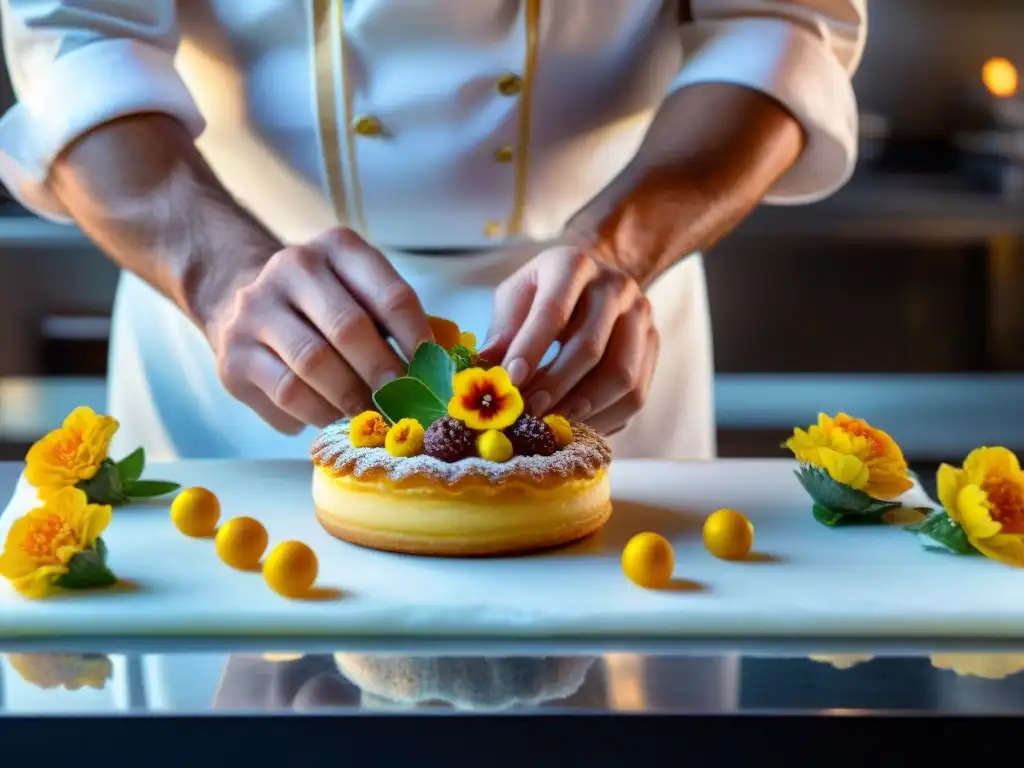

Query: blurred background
left=0, top=0, right=1021, bottom=481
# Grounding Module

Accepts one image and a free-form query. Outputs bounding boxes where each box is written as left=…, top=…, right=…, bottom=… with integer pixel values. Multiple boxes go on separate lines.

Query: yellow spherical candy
left=349, top=410, right=389, bottom=448
left=477, top=429, right=514, bottom=462
left=264, top=541, right=318, bottom=598
left=543, top=414, right=573, bottom=448
left=170, top=487, right=221, bottom=537
left=215, top=516, right=269, bottom=570
left=385, top=418, right=425, bottom=457
left=622, top=532, right=675, bottom=589
left=703, top=509, right=754, bottom=561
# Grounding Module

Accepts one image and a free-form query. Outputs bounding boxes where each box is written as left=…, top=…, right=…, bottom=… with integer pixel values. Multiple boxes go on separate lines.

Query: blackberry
left=506, top=415, right=558, bottom=457
left=424, top=416, right=476, bottom=462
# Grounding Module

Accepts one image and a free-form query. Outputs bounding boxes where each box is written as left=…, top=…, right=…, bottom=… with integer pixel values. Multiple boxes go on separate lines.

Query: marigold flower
left=24, top=407, right=119, bottom=492
left=448, top=366, right=524, bottom=431
left=0, top=487, right=112, bottom=599
left=349, top=411, right=389, bottom=448
left=785, top=412, right=913, bottom=500
left=937, top=446, right=1024, bottom=567
left=385, top=418, right=425, bottom=457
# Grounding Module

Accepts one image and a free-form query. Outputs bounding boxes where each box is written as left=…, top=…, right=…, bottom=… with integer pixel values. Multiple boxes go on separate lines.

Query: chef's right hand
left=201, top=227, right=432, bottom=434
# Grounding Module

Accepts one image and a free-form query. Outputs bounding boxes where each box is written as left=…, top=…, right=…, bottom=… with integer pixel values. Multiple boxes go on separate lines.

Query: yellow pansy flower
left=786, top=412, right=913, bottom=500
left=937, top=446, right=1024, bottom=566
left=448, top=366, right=524, bottom=430
left=25, top=406, right=119, bottom=492
left=6, top=653, right=113, bottom=690
left=0, top=487, right=113, bottom=599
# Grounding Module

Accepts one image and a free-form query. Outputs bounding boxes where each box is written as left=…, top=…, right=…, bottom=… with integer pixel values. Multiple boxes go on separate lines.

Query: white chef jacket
left=0, top=0, right=865, bottom=462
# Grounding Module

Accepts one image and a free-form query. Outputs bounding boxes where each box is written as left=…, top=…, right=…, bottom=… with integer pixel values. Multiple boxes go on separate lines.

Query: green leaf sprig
left=77, top=447, right=180, bottom=506
left=373, top=341, right=455, bottom=427
left=55, top=538, right=117, bottom=590
left=794, top=466, right=902, bottom=527
left=905, top=509, right=981, bottom=555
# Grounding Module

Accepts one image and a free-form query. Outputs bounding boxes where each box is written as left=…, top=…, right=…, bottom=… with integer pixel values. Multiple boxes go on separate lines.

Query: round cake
left=310, top=417, right=612, bottom=557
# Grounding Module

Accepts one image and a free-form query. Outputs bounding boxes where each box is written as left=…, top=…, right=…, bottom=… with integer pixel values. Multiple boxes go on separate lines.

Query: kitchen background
left=0, top=0, right=1021, bottom=479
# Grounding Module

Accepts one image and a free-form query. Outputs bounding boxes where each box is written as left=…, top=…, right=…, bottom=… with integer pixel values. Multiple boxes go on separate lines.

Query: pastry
left=310, top=335, right=612, bottom=557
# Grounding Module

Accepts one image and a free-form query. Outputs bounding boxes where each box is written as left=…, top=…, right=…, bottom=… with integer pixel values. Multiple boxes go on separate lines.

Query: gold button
left=484, top=221, right=503, bottom=238
left=496, top=73, right=524, bottom=96
left=493, top=146, right=514, bottom=163
left=352, top=115, right=383, bottom=136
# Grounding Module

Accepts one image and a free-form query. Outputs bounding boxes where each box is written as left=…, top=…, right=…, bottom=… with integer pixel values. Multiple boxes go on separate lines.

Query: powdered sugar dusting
left=311, top=420, right=611, bottom=486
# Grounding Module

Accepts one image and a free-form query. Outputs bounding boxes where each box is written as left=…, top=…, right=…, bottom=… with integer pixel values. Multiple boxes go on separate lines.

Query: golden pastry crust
left=311, top=420, right=611, bottom=490
left=314, top=500, right=611, bottom=557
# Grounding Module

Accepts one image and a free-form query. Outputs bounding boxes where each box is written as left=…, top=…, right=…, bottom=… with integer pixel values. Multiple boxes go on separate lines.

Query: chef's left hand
left=480, top=246, right=659, bottom=436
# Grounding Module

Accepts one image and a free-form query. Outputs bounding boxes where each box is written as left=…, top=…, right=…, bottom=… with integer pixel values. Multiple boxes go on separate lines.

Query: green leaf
left=116, top=447, right=145, bottom=485
left=812, top=504, right=848, bottom=527
left=124, top=479, right=180, bottom=499
left=372, top=376, right=448, bottom=428
left=794, top=466, right=900, bottom=519
left=77, top=459, right=127, bottom=506
left=406, top=341, right=456, bottom=402
left=449, top=344, right=475, bottom=373
left=55, top=538, right=118, bottom=590
left=905, top=510, right=980, bottom=555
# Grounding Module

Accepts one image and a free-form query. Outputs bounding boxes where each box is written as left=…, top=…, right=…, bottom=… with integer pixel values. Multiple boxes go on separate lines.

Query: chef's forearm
left=566, top=82, right=806, bottom=288
left=49, top=113, right=279, bottom=326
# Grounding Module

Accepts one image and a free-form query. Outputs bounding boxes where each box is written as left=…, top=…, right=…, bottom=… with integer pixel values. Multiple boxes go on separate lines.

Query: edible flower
left=5, top=653, right=113, bottom=690
left=785, top=412, right=914, bottom=526
left=350, top=410, right=389, bottom=448
left=0, top=487, right=116, bottom=599
left=25, top=406, right=179, bottom=505
left=385, top=418, right=425, bottom=457
left=25, top=406, right=118, bottom=492
left=934, top=447, right=1024, bottom=566
left=427, top=315, right=477, bottom=354
left=448, top=366, right=524, bottom=431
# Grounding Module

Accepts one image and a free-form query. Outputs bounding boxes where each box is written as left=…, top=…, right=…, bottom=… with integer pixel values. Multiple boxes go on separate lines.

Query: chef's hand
left=480, top=246, right=659, bottom=436
left=202, top=227, right=432, bottom=434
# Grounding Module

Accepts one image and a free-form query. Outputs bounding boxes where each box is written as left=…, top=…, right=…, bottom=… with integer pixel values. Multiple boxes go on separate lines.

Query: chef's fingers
left=494, top=247, right=596, bottom=387
left=582, top=326, right=659, bottom=436
left=276, top=249, right=404, bottom=394
left=478, top=274, right=536, bottom=367
left=217, top=344, right=314, bottom=434
left=555, top=306, right=654, bottom=424
left=254, top=310, right=366, bottom=424
left=314, top=227, right=433, bottom=360
left=521, top=272, right=642, bottom=415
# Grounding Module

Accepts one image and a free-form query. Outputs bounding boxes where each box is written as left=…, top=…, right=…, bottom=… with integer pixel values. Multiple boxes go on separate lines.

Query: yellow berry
left=170, top=487, right=221, bottom=537
left=622, top=532, right=675, bottom=589
left=263, top=541, right=318, bottom=598
left=543, top=414, right=573, bottom=447
left=349, top=410, right=389, bottom=448
left=459, top=331, right=477, bottom=351
left=703, top=509, right=754, bottom=561
left=477, top=429, right=514, bottom=462
left=385, top=418, right=425, bottom=457
left=215, top=516, right=269, bottom=570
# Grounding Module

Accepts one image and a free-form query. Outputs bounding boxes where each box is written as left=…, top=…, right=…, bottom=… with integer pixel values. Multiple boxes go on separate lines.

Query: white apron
left=106, top=243, right=715, bottom=462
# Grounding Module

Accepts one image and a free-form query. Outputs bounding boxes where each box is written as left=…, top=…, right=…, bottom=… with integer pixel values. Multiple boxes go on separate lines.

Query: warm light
left=982, top=57, right=1019, bottom=98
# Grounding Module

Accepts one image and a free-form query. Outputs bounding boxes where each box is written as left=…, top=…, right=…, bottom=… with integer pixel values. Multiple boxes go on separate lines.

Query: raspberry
left=506, top=415, right=558, bottom=457
left=423, top=416, right=476, bottom=462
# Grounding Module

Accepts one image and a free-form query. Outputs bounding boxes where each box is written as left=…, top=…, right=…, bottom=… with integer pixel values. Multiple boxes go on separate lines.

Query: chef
left=0, top=0, right=865, bottom=462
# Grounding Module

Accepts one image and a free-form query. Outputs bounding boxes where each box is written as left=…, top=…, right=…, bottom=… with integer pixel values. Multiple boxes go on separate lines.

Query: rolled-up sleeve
left=0, top=0, right=205, bottom=222
left=671, top=0, right=867, bottom=204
